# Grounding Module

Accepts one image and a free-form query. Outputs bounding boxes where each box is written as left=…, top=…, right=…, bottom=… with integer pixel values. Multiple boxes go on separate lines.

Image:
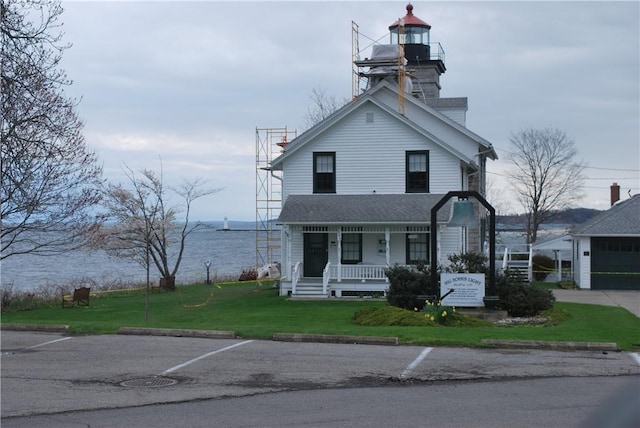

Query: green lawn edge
left=2, top=282, right=639, bottom=350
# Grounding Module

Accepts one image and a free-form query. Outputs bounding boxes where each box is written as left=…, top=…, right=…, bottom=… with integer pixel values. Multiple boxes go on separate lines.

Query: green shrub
left=532, top=254, right=555, bottom=281
left=497, top=274, right=556, bottom=317
left=445, top=252, right=488, bottom=274
left=385, top=263, right=435, bottom=310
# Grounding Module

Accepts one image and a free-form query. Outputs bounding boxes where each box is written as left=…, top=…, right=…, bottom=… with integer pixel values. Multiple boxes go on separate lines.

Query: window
left=406, top=233, right=429, bottom=264
left=341, top=233, right=362, bottom=264
left=313, top=152, right=335, bottom=193
left=406, top=151, right=429, bottom=193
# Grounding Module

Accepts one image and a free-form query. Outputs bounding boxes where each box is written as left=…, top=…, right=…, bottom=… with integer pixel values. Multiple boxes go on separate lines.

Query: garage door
left=591, top=237, right=640, bottom=290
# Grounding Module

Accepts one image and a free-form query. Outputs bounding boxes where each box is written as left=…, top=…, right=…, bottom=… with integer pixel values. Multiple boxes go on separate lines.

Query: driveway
left=552, top=289, right=640, bottom=317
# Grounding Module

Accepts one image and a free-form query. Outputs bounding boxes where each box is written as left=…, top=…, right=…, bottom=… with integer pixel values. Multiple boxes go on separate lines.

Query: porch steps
left=505, top=260, right=530, bottom=284
left=291, top=281, right=328, bottom=299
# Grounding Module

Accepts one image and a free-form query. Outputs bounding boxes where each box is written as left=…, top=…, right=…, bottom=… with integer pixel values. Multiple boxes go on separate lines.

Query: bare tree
left=94, top=165, right=221, bottom=289
left=304, top=87, right=349, bottom=129
left=485, top=176, right=514, bottom=216
left=1, top=0, right=103, bottom=260
left=507, top=128, right=586, bottom=244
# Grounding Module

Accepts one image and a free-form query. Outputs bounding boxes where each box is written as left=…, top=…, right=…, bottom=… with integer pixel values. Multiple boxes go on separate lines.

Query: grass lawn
left=2, top=281, right=639, bottom=350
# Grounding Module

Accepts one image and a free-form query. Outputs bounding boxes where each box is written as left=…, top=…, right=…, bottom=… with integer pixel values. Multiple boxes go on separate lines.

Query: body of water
left=1, top=222, right=264, bottom=292
left=1, top=222, right=569, bottom=293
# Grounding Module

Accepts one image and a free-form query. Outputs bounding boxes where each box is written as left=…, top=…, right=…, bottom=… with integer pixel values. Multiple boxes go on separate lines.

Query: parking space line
left=400, top=347, right=433, bottom=379
left=630, top=353, right=640, bottom=366
left=26, top=337, right=72, bottom=350
left=161, top=340, right=254, bottom=375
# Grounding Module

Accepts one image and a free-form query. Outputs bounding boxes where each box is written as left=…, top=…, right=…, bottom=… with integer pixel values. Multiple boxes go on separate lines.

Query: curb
left=0, top=324, right=69, bottom=333
left=481, top=339, right=618, bottom=351
left=117, top=327, right=236, bottom=339
left=273, top=333, right=399, bottom=346
left=0, top=325, right=619, bottom=351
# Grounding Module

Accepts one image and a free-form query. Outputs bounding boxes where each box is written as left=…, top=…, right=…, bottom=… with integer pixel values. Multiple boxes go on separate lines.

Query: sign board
left=440, top=273, right=485, bottom=307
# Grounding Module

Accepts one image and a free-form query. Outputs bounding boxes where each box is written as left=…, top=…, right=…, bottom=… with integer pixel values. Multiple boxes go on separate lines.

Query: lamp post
left=430, top=191, right=497, bottom=309
left=204, top=260, right=212, bottom=284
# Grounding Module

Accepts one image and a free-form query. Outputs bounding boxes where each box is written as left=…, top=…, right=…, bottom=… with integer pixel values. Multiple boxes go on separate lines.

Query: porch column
left=337, top=227, right=342, bottom=282
left=555, top=249, right=562, bottom=282
left=284, top=226, right=291, bottom=278
left=385, top=228, right=390, bottom=266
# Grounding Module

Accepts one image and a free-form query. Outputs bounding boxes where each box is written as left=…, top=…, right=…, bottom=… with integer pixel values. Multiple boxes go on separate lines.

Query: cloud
left=55, top=1, right=639, bottom=219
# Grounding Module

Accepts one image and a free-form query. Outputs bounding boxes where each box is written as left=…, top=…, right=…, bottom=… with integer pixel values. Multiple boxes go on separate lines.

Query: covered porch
left=280, top=223, right=462, bottom=298
left=277, top=194, right=466, bottom=298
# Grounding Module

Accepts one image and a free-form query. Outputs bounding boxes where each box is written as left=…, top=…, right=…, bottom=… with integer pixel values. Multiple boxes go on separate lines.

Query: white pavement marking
left=630, top=353, right=640, bottom=366
left=161, top=340, right=254, bottom=375
left=400, top=347, right=433, bottom=380
left=26, top=337, right=72, bottom=350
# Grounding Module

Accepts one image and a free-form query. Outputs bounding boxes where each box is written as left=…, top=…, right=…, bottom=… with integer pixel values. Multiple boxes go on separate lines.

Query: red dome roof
left=389, top=3, right=431, bottom=29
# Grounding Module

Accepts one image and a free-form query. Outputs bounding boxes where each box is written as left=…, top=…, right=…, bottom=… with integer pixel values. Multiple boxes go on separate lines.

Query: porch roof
left=278, top=194, right=453, bottom=224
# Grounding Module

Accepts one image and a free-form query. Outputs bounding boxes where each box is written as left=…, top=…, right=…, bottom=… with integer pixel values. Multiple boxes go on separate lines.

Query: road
left=2, top=331, right=639, bottom=427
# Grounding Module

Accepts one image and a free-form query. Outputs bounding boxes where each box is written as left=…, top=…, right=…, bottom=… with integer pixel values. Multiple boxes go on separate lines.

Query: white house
left=572, top=192, right=640, bottom=290
left=271, top=4, right=497, bottom=297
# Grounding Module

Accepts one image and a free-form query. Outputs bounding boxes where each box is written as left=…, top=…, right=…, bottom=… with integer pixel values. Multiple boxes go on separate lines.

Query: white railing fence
left=329, top=264, right=388, bottom=281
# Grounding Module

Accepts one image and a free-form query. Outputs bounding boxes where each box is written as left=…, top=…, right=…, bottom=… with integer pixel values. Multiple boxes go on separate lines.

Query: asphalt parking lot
left=2, top=330, right=639, bottom=422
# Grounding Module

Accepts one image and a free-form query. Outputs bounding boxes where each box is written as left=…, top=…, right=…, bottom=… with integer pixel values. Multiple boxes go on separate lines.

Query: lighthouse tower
left=354, top=4, right=468, bottom=125
left=388, top=3, right=446, bottom=99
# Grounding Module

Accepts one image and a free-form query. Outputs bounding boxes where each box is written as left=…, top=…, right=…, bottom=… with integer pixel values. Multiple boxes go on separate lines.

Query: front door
left=304, top=233, right=328, bottom=277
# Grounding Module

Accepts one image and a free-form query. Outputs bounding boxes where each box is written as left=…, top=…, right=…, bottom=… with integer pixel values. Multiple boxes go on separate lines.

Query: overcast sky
left=58, top=0, right=639, bottom=221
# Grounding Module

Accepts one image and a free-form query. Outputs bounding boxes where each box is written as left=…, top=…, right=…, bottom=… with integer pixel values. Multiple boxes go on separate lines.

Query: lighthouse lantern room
left=389, top=3, right=431, bottom=63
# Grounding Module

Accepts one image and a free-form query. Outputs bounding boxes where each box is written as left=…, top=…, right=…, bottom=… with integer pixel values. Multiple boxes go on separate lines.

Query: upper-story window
left=406, top=151, right=429, bottom=193
left=313, top=152, right=335, bottom=193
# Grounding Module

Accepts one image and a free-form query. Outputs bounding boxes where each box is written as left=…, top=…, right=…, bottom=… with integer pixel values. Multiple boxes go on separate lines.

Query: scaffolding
left=351, top=21, right=364, bottom=101
left=351, top=20, right=406, bottom=114
left=255, top=127, right=296, bottom=271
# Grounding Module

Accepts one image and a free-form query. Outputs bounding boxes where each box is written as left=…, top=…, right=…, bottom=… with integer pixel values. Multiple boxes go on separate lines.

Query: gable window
left=406, top=151, right=429, bottom=193
left=314, top=152, right=336, bottom=193
left=406, top=233, right=429, bottom=264
left=341, top=233, right=362, bottom=264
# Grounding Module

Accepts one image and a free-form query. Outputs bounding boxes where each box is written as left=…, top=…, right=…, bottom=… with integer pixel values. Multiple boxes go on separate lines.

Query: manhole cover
left=120, top=377, right=178, bottom=388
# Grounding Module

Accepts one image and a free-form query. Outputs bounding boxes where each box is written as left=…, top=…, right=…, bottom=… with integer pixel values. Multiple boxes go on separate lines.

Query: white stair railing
left=291, top=261, right=301, bottom=295
left=502, top=248, right=509, bottom=270
left=322, top=261, right=331, bottom=295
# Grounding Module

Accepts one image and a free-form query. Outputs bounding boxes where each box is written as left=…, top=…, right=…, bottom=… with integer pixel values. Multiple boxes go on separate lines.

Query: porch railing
left=329, top=264, right=388, bottom=281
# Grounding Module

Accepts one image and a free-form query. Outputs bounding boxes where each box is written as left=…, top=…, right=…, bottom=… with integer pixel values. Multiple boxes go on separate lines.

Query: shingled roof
left=571, top=194, right=640, bottom=236
left=278, top=194, right=453, bottom=224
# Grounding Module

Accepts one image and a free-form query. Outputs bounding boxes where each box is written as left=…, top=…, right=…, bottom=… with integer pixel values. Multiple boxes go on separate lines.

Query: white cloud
left=57, top=1, right=639, bottom=220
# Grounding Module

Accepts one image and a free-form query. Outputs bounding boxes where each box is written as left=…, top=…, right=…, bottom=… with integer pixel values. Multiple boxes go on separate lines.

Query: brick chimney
left=610, top=182, right=620, bottom=206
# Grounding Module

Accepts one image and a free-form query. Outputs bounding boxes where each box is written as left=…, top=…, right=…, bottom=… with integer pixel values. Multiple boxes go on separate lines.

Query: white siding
left=440, top=227, right=462, bottom=261
left=282, top=103, right=461, bottom=200
left=362, top=234, right=388, bottom=263
left=438, top=108, right=467, bottom=127
left=373, top=88, right=480, bottom=162
left=290, top=230, right=304, bottom=275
